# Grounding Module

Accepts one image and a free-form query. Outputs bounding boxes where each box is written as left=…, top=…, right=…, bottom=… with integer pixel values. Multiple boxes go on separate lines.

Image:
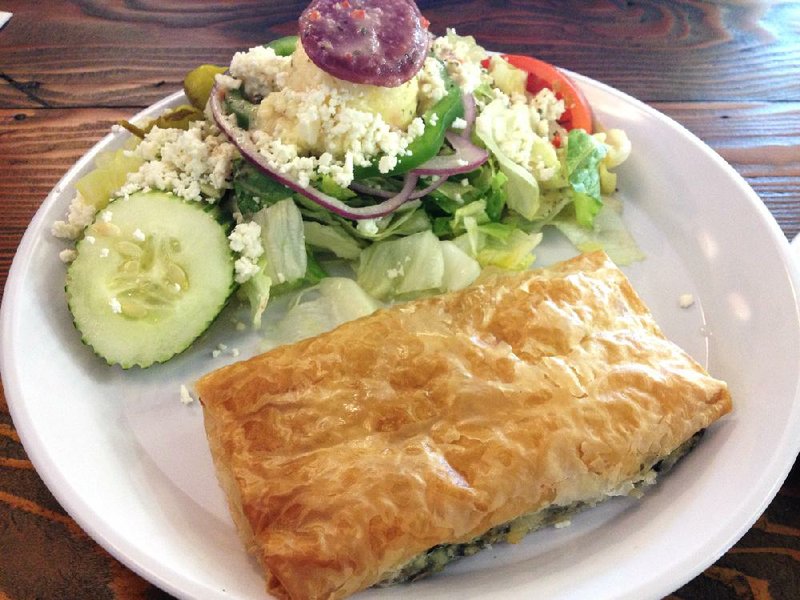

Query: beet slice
left=299, top=0, right=430, bottom=88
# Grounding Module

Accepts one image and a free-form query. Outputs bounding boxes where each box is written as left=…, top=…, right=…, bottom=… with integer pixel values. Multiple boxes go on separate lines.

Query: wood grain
left=1, top=1, right=799, bottom=107
left=1, top=1, right=799, bottom=599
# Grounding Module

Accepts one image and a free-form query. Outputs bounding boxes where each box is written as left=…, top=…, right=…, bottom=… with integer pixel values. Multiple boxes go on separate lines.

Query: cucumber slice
left=66, top=191, right=235, bottom=368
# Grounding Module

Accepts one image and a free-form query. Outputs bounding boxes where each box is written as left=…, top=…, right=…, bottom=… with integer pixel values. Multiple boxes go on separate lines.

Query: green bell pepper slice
left=265, top=35, right=298, bottom=57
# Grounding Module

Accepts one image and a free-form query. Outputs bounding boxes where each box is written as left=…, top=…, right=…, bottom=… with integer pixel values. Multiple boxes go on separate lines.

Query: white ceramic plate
left=3, top=73, right=800, bottom=600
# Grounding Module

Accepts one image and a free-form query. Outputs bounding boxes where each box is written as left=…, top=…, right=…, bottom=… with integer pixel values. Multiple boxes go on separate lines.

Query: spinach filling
left=378, top=432, right=703, bottom=586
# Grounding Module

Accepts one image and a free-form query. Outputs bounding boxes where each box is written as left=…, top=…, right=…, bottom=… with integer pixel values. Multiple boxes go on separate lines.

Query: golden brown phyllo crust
left=196, top=251, right=732, bottom=600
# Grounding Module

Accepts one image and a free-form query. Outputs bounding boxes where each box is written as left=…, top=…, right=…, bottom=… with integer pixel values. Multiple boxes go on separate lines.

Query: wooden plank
left=1, top=1, right=799, bottom=108
left=654, top=101, right=800, bottom=238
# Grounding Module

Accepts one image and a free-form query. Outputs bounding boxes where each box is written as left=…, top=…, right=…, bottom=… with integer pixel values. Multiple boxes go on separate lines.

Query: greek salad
left=52, top=0, right=638, bottom=369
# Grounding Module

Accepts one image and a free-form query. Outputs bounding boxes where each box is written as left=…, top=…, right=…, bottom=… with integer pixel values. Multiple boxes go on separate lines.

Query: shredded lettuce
left=440, top=241, right=481, bottom=291
left=303, top=221, right=362, bottom=260
left=251, top=198, right=307, bottom=285
left=478, top=229, right=542, bottom=271
left=264, top=278, right=381, bottom=347
left=565, top=129, right=608, bottom=228
left=239, top=259, right=272, bottom=328
left=553, top=197, right=644, bottom=265
left=345, top=203, right=431, bottom=242
left=475, top=99, right=540, bottom=220
left=357, top=230, right=445, bottom=300
left=357, top=230, right=482, bottom=300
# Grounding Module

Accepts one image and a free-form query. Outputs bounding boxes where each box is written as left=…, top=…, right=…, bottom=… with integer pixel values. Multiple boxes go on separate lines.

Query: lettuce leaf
left=565, top=129, right=608, bottom=228
left=263, top=278, right=381, bottom=348
left=440, top=241, right=481, bottom=291
left=239, top=258, right=272, bottom=328
left=303, top=221, right=362, bottom=259
left=357, top=230, right=445, bottom=300
left=552, top=196, right=644, bottom=265
left=251, top=198, right=307, bottom=285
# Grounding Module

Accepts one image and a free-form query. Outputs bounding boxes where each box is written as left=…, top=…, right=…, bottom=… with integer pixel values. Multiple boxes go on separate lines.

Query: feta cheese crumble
left=229, top=45, right=290, bottom=99
left=179, top=384, right=195, bottom=405
left=51, top=192, right=97, bottom=240
left=118, top=120, right=237, bottom=203
left=432, top=29, right=489, bottom=93
left=58, top=248, right=77, bottom=263
left=211, top=342, right=240, bottom=359
left=228, top=221, right=264, bottom=283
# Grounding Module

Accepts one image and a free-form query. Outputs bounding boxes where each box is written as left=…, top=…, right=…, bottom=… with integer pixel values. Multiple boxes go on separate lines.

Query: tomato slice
left=499, top=54, right=593, bottom=133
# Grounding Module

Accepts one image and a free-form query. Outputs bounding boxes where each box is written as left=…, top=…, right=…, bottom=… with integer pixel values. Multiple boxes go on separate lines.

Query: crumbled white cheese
left=99, top=248, right=110, bottom=258
left=85, top=235, right=96, bottom=244
left=58, top=248, right=77, bottom=263
left=416, top=56, right=448, bottom=112
left=214, top=73, right=241, bottom=92
left=109, top=297, right=122, bottom=314
left=386, top=265, right=404, bottom=280
left=229, top=45, right=291, bottom=99
left=479, top=92, right=564, bottom=182
left=211, top=343, right=239, bottom=359
left=100, top=210, right=113, bottom=222
left=51, top=191, right=97, bottom=240
left=530, top=87, right=566, bottom=134
left=378, top=155, right=398, bottom=174
left=233, top=257, right=261, bottom=284
left=179, top=384, right=195, bottom=405
left=679, top=293, right=695, bottom=308
left=228, top=221, right=264, bottom=283
left=432, top=29, right=489, bottom=94
left=451, top=117, right=468, bottom=131
left=132, top=228, right=146, bottom=242
left=357, top=219, right=380, bottom=236
left=118, top=120, right=237, bottom=203
left=253, top=89, right=426, bottom=187
left=228, top=221, right=263, bottom=258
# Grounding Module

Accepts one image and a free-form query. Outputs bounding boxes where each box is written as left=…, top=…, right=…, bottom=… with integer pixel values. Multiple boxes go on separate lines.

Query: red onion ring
left=459, top=92, right=477, bottom=139
left=349, top=174, right=450, bottom=200
left=411, top=131, right=488, bottom=175
left=210, top=83, right=419, bottom=220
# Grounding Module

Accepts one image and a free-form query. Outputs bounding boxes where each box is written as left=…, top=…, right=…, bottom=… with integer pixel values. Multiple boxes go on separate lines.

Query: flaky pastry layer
left=196, top=251, right=732, bottom=600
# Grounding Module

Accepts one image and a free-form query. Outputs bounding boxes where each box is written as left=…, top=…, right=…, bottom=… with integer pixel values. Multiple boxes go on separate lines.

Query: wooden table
left=1, top=1, right=798, bottom=598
